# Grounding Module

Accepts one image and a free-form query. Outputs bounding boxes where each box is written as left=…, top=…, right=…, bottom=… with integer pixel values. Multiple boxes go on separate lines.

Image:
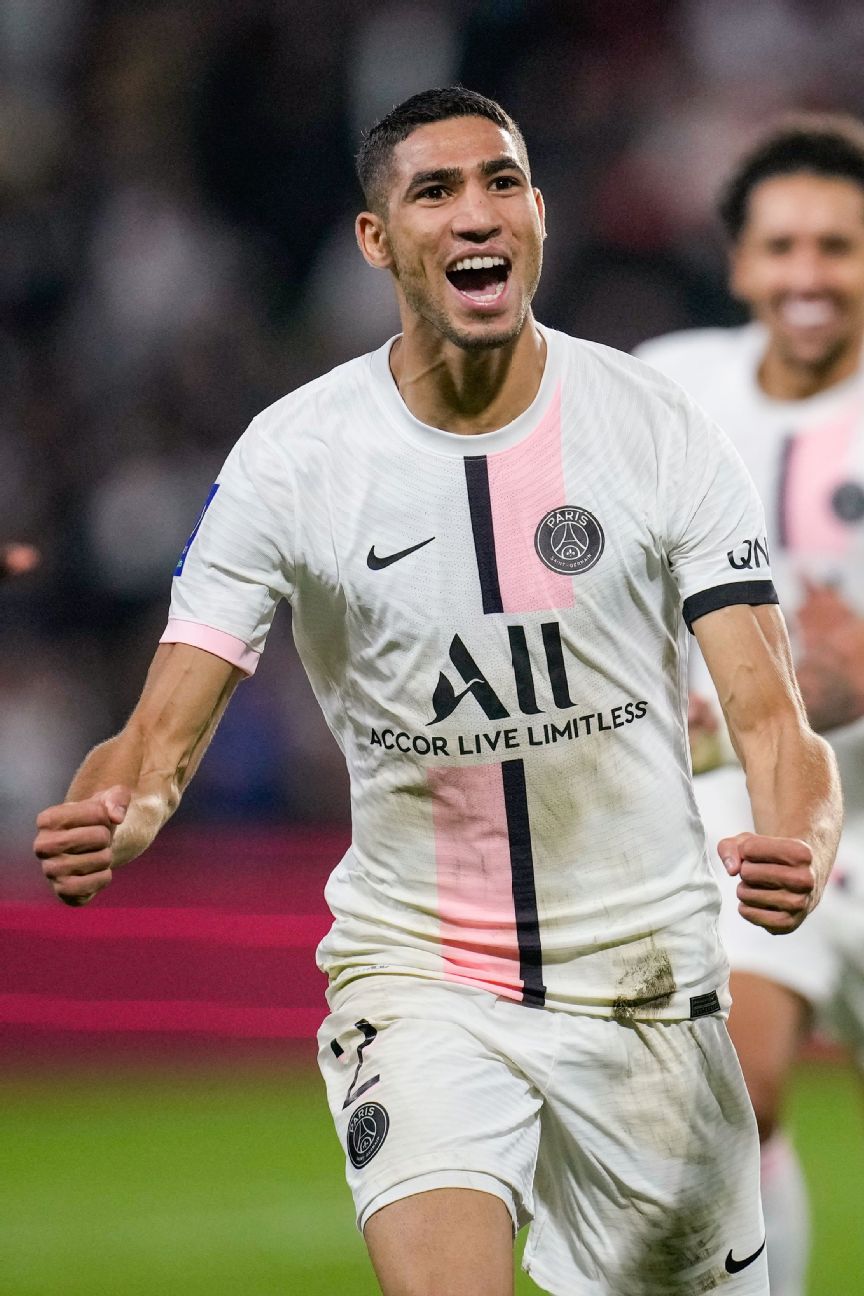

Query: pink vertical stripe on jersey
left=486, top=384, right=574, bottom=613
left=428, top=763, right=523, bottom=1000
left=785, top=405, right=858, bottom=552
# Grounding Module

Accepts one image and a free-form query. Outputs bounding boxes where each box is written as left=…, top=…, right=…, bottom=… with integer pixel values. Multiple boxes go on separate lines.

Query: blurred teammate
left=638, top=115, right=864, bottom=1296
left=34, top=89, right=841, bottom=1296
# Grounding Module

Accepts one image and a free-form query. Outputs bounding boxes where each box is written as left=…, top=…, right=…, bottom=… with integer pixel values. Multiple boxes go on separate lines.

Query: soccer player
left=637, top=115, right=864, bottom=1296
left=34, top=89, right=840, bottom=1296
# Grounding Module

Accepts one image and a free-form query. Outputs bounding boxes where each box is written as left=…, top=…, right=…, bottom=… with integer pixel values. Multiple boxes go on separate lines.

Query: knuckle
left=33, top=832, right=58, bottom=860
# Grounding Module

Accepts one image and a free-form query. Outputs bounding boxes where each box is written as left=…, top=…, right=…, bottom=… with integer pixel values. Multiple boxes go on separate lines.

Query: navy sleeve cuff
left=682, top=580, right=779, bottom=633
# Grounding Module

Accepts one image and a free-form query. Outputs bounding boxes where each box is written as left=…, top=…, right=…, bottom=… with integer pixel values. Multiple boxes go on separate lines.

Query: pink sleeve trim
left=159, top=619, right=261, bottom=675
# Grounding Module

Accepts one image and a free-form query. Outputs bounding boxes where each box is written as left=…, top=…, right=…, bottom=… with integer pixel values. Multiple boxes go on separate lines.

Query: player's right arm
left=34, top=642, right=244, bottom=906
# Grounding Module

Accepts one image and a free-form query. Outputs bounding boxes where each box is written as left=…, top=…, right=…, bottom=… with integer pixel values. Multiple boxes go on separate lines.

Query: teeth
left=451, top=255, right=507, bottom=272
left=781, top=298, right=836, bottom=328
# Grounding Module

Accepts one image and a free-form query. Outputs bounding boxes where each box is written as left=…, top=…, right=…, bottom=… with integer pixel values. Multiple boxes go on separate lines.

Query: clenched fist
left=34, top=786, right=132, bottom=906
left=718, top=832, right=816, bottom=935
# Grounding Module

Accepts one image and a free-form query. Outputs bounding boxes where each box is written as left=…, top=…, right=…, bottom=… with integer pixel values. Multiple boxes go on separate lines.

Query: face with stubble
left=731, top=172, right=864, bottom=383
left=357, top=115, right=546, bottom=351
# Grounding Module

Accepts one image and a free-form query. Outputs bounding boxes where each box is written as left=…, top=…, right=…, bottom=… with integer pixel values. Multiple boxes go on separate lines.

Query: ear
left=356, top=211, right=393, bottom=270
left=533, top=188, right=547, bottom=240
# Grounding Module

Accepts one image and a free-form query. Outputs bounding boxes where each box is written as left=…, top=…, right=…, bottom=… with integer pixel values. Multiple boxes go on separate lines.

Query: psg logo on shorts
left=347, top=1102, right=390, bottom=1168
left=534, top=506, right=605, bottom=575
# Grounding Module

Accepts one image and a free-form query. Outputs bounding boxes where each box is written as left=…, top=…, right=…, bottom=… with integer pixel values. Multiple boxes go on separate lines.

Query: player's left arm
left=694, top=601, right=843, bottom=934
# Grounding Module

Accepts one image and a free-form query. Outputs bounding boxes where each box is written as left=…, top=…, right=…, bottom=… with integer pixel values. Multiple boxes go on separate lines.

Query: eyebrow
left=480, top=155, right=527, bottom=179
left=404, top=154, right=527, bottom=196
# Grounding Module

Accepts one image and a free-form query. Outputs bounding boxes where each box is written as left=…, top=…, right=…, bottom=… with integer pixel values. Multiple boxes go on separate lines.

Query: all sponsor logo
left=347, top=1102, right=389, bottom=1169
left=366, top=618, right=650, bottom=758
left=534, top=506, right=605, bottom=575
left=430, top=622, right=576, bottom=724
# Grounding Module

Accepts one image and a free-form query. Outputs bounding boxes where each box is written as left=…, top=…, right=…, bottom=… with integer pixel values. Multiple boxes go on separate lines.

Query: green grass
left=0, top=1061, right=860, bottom=1295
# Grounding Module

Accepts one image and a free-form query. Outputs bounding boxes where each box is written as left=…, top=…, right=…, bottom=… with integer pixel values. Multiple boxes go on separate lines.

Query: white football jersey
left=163, top=325, right=777, bottom=1019
left=637, top=323, right=864, bottom=813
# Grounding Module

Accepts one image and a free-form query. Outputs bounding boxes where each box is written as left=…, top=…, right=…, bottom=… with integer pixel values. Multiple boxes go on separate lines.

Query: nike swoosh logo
left=725, top=1239, right=766, bottom=1274
left=367, top=537, right=435, bottom=570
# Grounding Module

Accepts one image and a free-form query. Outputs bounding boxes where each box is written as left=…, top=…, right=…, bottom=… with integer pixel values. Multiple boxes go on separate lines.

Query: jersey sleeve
left=664, top=393, right=778, bottom=632
left=160, top=419, right=295, bottom=675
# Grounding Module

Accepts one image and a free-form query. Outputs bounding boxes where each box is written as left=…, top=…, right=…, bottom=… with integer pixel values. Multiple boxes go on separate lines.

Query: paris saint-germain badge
left=347, top=1102, right=390, bottom=1168
left=534, top=505, right=605, bottom=575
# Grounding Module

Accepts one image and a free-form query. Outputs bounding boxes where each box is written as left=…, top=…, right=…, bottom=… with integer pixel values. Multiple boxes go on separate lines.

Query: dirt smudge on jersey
left=611, top=1181, right=729, bottom=1294
left=612, top=944, right=676, bottom=1019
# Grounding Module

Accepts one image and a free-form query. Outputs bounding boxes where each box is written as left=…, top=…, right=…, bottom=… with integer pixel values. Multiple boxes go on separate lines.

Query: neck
left=389, top=314, right=546, bottom=434
left=758, top=337, right=861, bottom=400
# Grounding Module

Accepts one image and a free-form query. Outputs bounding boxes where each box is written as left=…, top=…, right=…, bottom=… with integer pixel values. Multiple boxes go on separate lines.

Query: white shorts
left=318, top=975, right=767, bottom=1296
left=694, top=764, right=864, bottom=1059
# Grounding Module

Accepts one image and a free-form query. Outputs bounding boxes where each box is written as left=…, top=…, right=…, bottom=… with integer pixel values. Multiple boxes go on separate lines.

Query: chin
left=443, top=312, right=526, bottom=352
left=782, top=338, right=846, bottom=371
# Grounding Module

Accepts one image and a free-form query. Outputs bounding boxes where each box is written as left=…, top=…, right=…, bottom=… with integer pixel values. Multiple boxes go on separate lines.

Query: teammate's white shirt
left=636, top=323, right=864, bottom=848
left=162, top=324, right=777, bottom=1020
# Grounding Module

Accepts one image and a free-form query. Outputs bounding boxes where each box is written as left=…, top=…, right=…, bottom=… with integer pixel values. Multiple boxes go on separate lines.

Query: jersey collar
left=367, top=323, right=562, bottom=457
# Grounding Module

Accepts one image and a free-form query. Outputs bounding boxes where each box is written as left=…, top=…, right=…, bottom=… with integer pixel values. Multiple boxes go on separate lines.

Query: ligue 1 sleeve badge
left=346, top=1102, right=390, bottom=1168
left=534, top=506, right=605, bottom=575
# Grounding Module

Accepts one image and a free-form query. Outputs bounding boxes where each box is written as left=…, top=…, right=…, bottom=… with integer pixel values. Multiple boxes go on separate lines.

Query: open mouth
left=446, top=255, right=511, bottom=307
left=778, top=297, right=839, bottom=329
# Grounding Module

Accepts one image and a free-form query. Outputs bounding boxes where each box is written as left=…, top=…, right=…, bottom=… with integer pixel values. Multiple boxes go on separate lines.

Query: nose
left=452, top=183, right=501, bottom=245
left=785, top=247, right=830, bottom=294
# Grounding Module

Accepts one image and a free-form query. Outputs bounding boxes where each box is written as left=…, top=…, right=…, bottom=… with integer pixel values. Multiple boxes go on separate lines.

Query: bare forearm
left=66, top=731, right=177, bottom=867
left=740, top=722, right=842, bottom=898
left=66, top=646, right=240, bottom=866
left=36, top=644, right=244, bottom=905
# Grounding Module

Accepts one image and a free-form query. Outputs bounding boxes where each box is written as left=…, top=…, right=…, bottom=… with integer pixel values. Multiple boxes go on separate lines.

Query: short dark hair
left=356, top=86, right=529, bottom=215
left=720, top=113, right=864, bottom=241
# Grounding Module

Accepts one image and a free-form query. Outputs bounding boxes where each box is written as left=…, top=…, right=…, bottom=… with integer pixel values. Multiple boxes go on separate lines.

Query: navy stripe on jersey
left=501, top=758, right=545, bottom=1007
left=464, top=456, right=503, bottom=614
left=682, top=580, right=779, bottom=632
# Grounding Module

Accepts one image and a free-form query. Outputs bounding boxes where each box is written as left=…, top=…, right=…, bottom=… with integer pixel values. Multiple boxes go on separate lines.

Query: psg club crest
left=534, top=506, right=605, bottom=575
left=831, top=480, right=864, bottom=524
left=347, top=1102, right=390, bottom=1168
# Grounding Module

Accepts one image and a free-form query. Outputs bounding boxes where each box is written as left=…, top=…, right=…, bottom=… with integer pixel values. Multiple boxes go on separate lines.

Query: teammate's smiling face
left=357, top=115, right=545, bottom=350
left=732, top=172, right=864, bottom=379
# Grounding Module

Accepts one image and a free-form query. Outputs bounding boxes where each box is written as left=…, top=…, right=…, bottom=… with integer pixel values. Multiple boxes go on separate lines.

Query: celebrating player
left=34, top=89, right=841, bottom=1296
left=638, top=114, right=864, bottom=1296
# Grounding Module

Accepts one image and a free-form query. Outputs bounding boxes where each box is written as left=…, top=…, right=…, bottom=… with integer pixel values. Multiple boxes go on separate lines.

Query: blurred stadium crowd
left=4, top=0, right=864, bottom=847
